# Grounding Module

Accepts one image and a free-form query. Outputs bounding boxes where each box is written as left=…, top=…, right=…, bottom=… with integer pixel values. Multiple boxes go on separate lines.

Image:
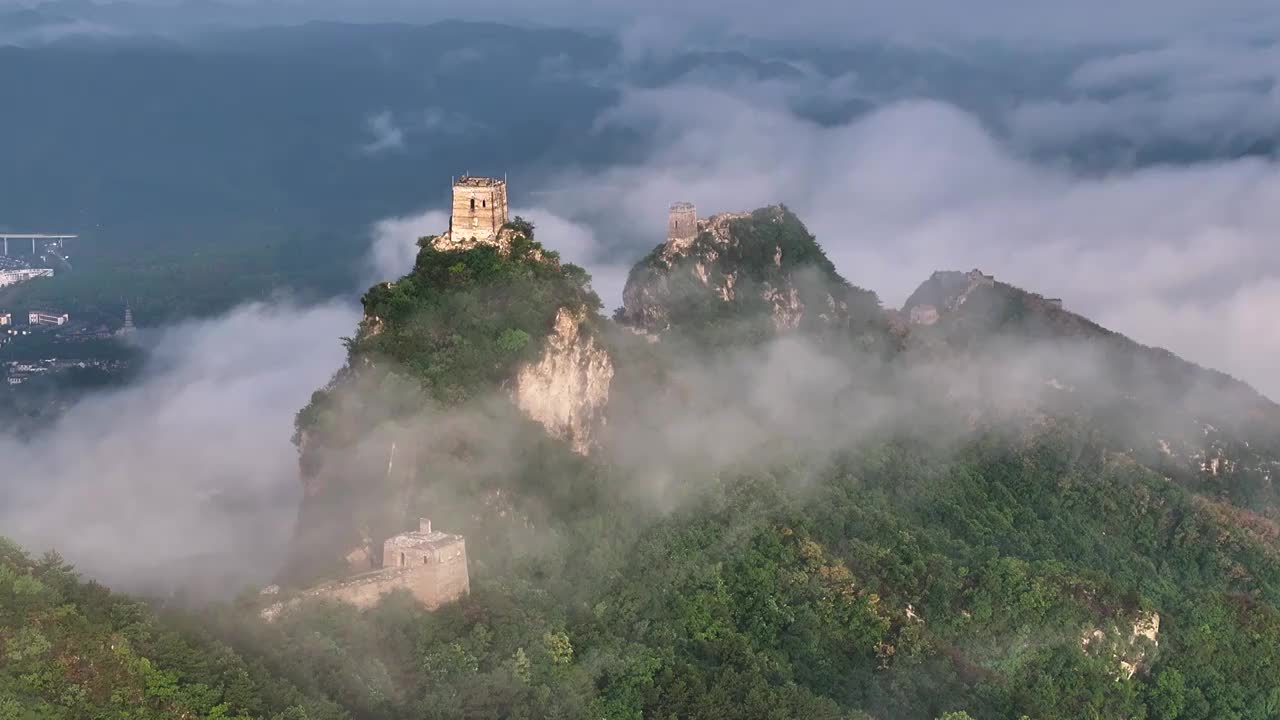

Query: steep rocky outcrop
left=901, top=269, right=995, bottom=326
left=618, top=205, right=884, bottom=341
left=287, top=215, right=610, bottom=580
left=431, top=225, right=546, bottom=261
left=1081, top=611, right=1161, bottom=680
left=515, top=307, right=613, bottom=455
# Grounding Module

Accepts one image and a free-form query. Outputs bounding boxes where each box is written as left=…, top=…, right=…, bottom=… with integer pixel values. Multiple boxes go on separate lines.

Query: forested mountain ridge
left=899, top=269, right=1280, bottom=514
left=617, top=206, right=1280, bottom=518
left=287, top=219, right=608, bottom=584
left=263, top=206, right=1280, bottom=719
left=6, top=205, right=1280, bottom=719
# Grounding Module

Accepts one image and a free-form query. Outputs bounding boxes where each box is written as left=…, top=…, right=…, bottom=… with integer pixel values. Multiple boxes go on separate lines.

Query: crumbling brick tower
left=381, top=518, right=470, bottom=609
left=276, top=518, right=471, bottom=616
left=668, top=202, right=698, bottom=248
left=450, top=176, right=509, bottom=243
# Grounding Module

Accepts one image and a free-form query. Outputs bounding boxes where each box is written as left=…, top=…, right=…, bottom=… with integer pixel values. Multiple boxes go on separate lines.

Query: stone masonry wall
left=667, top=202, right=698, bottom=250
left=303, top=541, right=469, bottom=610
left=450, top=181, right=508, bottom=242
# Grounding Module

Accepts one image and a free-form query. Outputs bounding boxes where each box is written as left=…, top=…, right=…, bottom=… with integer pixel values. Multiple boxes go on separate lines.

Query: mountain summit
left=6, top=194, right=1278, bottom=720
left=259, top=194, right=1280, bottom=720
left=618, top=203, right=886, bottom=344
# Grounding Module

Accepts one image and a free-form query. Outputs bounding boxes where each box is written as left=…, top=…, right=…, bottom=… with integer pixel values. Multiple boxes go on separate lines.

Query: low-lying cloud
left=0, top=299, right=358, bottom=596
left=4, top=109, right=1274, bottom=595
left=360, top=111, right=407, bottom=155
left=365, top=209, right=448, bottom=285
left=1008, top=39, right=1280, bottom=153
left=531, top=86, right=1280, bottom=401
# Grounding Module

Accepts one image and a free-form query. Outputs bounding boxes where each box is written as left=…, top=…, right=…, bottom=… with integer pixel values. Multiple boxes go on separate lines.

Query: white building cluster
left=0, top=268, right=54, bottom=288
left=28, top=311, right=69, bottom=326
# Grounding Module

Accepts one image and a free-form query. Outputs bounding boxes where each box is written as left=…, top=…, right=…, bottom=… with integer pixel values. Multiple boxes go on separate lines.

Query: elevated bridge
left=0, top=234, right=78, bottom=256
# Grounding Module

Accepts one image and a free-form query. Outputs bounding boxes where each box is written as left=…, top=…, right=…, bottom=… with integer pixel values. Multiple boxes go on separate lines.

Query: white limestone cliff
left=515, top=307, right=613, bottom=455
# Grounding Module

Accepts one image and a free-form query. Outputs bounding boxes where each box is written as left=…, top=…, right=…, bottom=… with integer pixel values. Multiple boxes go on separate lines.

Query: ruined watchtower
left=379, top=518, right=470, bottom=608
left=450, top=175, right=509, bottom=243
left=667, top=202, right=698, bottom=250
left=278, top=518, right=470, bottom=616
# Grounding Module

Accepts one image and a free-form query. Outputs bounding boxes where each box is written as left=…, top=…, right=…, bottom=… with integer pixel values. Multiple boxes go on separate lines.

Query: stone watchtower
left=266, top=518, right=471, bottom=620
left=380, top=518, right=470, bottom=609
left=449, top=176, right=509, bottom=243
left=667, top=202, right=698, bottom=249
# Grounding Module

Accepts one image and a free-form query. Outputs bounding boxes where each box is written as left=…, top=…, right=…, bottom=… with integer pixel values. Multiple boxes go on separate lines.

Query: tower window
left=470, top=198, right=476, bottom=210
left=482, top=200, right=487, bottom=208
left=400, top=552, right=405, bottom=566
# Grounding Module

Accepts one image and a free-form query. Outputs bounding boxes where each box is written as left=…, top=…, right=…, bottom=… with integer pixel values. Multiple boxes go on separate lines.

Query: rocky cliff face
left=285, top=213, right=613, bottom=580
left=901, top=269, right=995, bottom=327
left=1081, top=611, right=1161, bottom=680
left=620, top=267, right=674, bottom=332
left=619, top=210, right=750, bottom=332
left=618, top=205, right=883, bottom=340
left=514, top=307, right=613, bottom=455
left=430, top=225, right=545, bottom=261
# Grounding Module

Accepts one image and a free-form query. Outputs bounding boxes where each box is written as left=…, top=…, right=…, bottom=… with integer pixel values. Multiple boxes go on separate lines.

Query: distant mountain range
left=0, top=18, right=1274, bottom=324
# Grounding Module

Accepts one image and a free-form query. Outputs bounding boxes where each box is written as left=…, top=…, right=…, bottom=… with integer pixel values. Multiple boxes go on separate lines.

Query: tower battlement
left=448, top=175, right=509, bottom=244
left=667, top=201, right=698, bottom=249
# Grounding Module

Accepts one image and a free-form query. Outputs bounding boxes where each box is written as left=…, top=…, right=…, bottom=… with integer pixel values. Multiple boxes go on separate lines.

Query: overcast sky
left=6, top=0, right=1280, bottom=46
left=6, top=0, right=1273, bottom=394
left=0, top=300, right=357, bottom=593
left=325, top=0, right=1280, bottom=399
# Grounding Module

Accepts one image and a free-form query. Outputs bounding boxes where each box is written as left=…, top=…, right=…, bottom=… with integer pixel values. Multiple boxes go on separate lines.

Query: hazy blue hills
left=1, top=19, right=1274, bottom=322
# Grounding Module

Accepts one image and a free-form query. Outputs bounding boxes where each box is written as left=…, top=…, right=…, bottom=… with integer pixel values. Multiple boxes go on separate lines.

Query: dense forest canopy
left=0, top=538, right=345, bottom=719
left=0, top=210, right=1253, bottom=719
left=9, top=208, right=1280, bottom=718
